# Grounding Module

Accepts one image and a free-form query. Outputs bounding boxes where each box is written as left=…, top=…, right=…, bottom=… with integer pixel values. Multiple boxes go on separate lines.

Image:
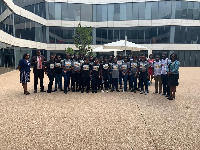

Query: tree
left=65, top=47, right=74, bottom=55
left=74, top=23, right=92, bottom=55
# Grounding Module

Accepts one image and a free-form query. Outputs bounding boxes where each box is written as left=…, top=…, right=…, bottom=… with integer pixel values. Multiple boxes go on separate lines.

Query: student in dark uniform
left=71, top=55, right=81, bottom=92
left=117, top=55, right=124, bottom=89
left=79, top=55, right=85, bottom=91
left=108, top=55, right=113, bottom=89
left=138, top=54, right=149, bottom=95
left=91, top=58, right=101, bottom=93
left=129, top=55, right=138, bottom=93
left=31, top=50, right=46, bottom=93
left=121, top=56, right=130, bottom=92
left=99, top=56, right=104, bottom=91
left=54, top=55, right=63, bottom=91
left=81, top=57, right=91, bottom=93
left=18, top=53, right=31, bottom=95
left=45, top=55, right=55, bottom=93
left=101, top=56, right=110, bottom=93
left=62, top=54, right=72, bottom=94
left=111, top=58, right=120, bottom=92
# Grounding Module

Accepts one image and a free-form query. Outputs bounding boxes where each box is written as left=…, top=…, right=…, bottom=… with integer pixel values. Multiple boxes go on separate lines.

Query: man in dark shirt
left=101, top=56, right=110, bottom=92
left=91, top=58, right=100, bottom=93
left=54, top=55, right=63, bottom=91
left=45, top=55, right=55, bottom=93
left=81, top=57, right=92, bottom=93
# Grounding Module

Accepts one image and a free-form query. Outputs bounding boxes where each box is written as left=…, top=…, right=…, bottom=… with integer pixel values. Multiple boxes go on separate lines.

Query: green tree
left=74, top=23, right=92, bottom=55
left=65, top=47, right=74, bottom=55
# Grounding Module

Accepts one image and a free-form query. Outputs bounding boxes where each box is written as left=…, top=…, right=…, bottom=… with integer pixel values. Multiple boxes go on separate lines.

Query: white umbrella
left=92, top=46, right=122, bottom=52
left=103, top=40, right=148, bottom=56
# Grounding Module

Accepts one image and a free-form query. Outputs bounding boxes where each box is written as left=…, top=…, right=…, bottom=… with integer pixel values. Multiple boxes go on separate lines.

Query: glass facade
left=12, top=1, right=200, bottom=21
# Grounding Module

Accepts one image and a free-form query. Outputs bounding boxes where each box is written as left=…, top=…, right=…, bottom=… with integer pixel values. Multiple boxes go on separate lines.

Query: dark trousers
left=47, top=73, right=54, bottom=91
left=161, top=74, right=170, bottom=95
left=122, top=74, right=128, bottom=90
left=139, top=71, right=148, bottom=91
left=112, top=78, right=118, bottom=90
left=108, top=73, right=112, bottom=88
left=83, top=75, right=90, bottom=91
left=119, top=72, right=122, bottom=86
left=55, top=73, right=62, bottom=90
left=92, top=76, right=99, bottom=91
left=34, top=69, right=44, bottom=91
left=62, top=71, right=71, bottom=91
left=130, top=73, right=137, bottom=90
left=71, top=72, right=80, bottom=89
left=103, top=76, right=109, bottom=90
left=79, top=73, right=83, bottom=90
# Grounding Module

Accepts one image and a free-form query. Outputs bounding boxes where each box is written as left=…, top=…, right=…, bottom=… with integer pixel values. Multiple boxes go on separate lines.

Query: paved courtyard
left=0, top=68, right=199, bottom=150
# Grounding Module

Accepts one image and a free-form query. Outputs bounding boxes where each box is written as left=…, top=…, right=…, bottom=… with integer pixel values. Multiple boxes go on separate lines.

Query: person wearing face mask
left=152, top=55, right=162, bottom=94
left=161, top=52, right=171, bottom=97
left=45, top=55, right=55, bottom=93
left=31, top=50, right=46, bottom=93
left=138, top=54, right=149, bottom=95
left=167, top=53, right=180, bottom=100
left=18, top=53, right=31, bottom=95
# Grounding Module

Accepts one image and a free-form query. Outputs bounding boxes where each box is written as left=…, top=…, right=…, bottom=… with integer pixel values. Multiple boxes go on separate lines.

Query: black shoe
left=116, top=90, right=120, bottom=92
left=47, top=90, right=51, bottom=93
left=134, top=90, right=136, bottom=93
left=165, top=95, right=170, bottom=97
left=24, top=91, right=30, bottom=95
left=54, top=89, right=57, bottom=92
left=86, top=90, right=89, bottom=93
left=81, top=90, right=84, bottom=93
left=76, top=89, right=79, bottom=92
left=41, top=90, right=46, bottom=92
left=60, top=89, right=64, bottom=91
left=92, top=91, right=94, bottom=93
left=110, top=89, right=114, bottom=92
left=72, top=89, right=75, bottom=92
left=34, top=90, right=37, bottom=93
left=64, top=90, right=67, bottom=94
left=95, top=91, right=97, bottom=93
left=130, top=89, right=134, bottom=92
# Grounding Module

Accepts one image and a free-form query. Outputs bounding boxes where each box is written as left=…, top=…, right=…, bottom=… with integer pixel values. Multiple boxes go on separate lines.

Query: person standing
left=148, top=54, right=155, bottom=84
left=152, top=55, right=162, bottom=94
left=31, top=50, right=46, bottom=93
left=45, top=55, right=55, bottom=93
left=138, top=54, right=149, bottom=95
left=62, top=54, right=72, bottom=94
left=18, top=53, right=31, bottom=95
left=91, top=58, right=100, bottom=93
left=111, top=58, right=120, bottom=92
left=121, top=56, right=130, bottom=92
left=71, top=55, right=81, bottom=92
left=161, top=52, right=171, bottom=97
left=81, top=57, right=92, bottom=93
left=54, top=55, right=63, bottom=91
left=129, top=55, right=138, bottom=93
left=117, top=55, right=124, bottom=89
left=167, top=53, right=180, bottom=100
left=100, top=56, right=110, bottom=93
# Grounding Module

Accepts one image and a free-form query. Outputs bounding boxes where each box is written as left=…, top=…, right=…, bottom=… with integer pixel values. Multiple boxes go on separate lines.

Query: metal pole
left=125, top=36, right=127, bottom=56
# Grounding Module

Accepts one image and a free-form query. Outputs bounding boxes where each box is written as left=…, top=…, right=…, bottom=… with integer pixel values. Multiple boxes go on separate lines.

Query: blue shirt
left=19, top=59, right=31, bottom=72
left=167, top=60, right=180, bottom=74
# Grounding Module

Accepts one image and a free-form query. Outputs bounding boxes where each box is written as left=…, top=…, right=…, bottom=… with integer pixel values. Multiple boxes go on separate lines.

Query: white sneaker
left=145, top=91, right=147, bottom=95
left=140, top=91, right=144, bottom=94
left=101, top=90, right=104, bottom=93
left=106, top=90, right=108, bottom=93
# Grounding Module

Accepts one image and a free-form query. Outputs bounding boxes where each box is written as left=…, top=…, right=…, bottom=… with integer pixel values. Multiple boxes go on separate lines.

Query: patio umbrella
left=92, top=46, right=122, bottom=52
left=103, top=40, right=148, bottom=56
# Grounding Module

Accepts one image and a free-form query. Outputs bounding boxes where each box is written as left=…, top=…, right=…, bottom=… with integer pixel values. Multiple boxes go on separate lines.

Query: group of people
left=18, top=50, right=180, bottom=100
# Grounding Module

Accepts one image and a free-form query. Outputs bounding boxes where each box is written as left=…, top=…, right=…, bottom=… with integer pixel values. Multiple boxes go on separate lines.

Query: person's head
left=23, top=53, right=30, bottom=60
left=170, top=53, right=177, bottom=61
left=109, top=55, right=113, bottom=61
left=66, top=54, right=70, bottom=60
left=74, top=55, right=79, bottom=61
left=140, top=54, right=146, bottom=62
left=133, top=55, right=136, bottom=61
left=56, top=55, right=61, bottom=61
left=155, top=55, right=160, bottom=62
left=53, top=54, right=56, bottom=59
left=89, top=56, right=93, bottom=61
left=124, top=56, right=128, bottom=62
left=114, top=57, right=118, bottom=63
left=119, top=54, right=123, bottom=60
left=50, top=55, right=54, bottom=61
left=94, top=57, right=98, bottom=64
left=149, top=54, right=153, bottom=59
left=162, top=52, right=167, bottom=59
left=85, top=57, right=89, bottom=64
left=36, top=50, right=41, bottom=56
left=104, top=56, right=107, bottom=62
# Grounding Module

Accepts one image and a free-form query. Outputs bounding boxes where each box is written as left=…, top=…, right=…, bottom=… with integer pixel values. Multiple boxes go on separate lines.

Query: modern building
left=0, top=0, right=200, bottom=72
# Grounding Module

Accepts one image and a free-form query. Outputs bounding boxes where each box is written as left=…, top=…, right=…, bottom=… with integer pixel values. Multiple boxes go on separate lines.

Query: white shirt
left=153, top=61, right=162, bottom=76
left=37, top=56, right=42, bottom=69
left=161, top=58, right=170, bottom=75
